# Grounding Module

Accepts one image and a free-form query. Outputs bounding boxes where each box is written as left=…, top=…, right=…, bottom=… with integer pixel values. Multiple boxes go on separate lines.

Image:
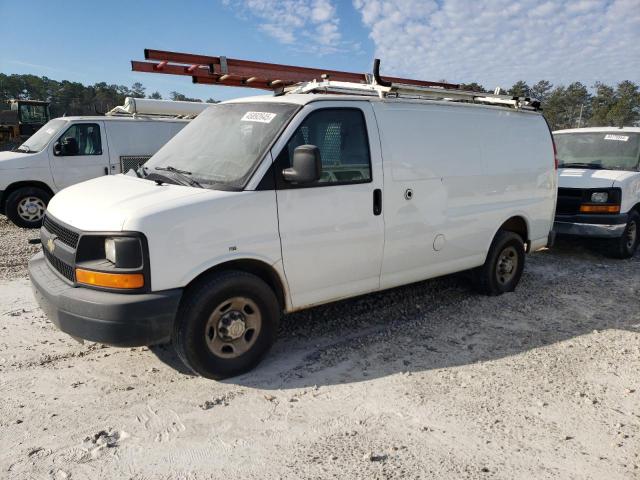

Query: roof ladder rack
left=131, top=49, right=459, bottom=91
left=130, top=49, right=540, bottom=111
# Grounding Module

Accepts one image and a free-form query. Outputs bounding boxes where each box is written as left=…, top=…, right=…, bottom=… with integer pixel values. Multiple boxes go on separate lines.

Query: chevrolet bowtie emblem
left=47, top=236, right=56, bottom=253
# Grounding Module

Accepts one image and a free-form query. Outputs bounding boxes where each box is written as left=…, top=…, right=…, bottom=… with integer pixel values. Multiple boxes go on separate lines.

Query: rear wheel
left=173, top=270, right=280, bottom=379
left=473, top=230, right=525, bottom=295
left=606, top=211, right=639, bottom=259
left=5, top=187, right=51, bottom=228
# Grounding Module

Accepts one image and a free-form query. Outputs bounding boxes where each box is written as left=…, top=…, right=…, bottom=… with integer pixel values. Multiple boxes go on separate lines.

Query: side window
left=277, top=108, right=371, bottom=186
left=58, top=123, right=102, bottom=156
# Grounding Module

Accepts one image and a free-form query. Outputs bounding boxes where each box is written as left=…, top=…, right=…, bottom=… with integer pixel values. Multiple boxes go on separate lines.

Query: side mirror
left=61, top=137, right=79, bottom=156
left=53, top=141, right=62, bottom=155
left=282, top=145, right=321, bottom=184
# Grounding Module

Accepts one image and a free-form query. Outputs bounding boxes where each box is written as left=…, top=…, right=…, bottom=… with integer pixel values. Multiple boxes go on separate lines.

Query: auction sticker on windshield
left=241, top=111, right=277, bottom=123
left=604, top=134, right=629, bottom=142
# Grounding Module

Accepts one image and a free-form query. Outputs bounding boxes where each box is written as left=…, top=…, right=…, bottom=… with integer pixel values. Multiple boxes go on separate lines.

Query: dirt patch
left=1, top=232, right=639, bottom=479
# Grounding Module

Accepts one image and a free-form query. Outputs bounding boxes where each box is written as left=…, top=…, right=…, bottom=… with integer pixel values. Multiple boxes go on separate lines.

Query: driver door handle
left=373, top=189, right=382, bottom=216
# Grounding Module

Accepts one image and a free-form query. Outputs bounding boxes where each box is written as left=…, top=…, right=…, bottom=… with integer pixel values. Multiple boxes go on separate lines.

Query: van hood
left=558, top=168, right=634, bottom=189
left=46, top=175, right=228, bottom=231
left=0, top=150, right=38, bottom=169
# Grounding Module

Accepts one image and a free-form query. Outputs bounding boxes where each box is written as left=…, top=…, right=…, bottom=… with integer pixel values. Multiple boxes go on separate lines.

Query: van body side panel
left=482, top=111, right=556, bottom=250
left=373, top=102, right=554, bottom=289
left=375, top=102, right=488, bottom=288
left=123, top=189, right=282, bottom=293
left=104, top=121, right=186, bottom=173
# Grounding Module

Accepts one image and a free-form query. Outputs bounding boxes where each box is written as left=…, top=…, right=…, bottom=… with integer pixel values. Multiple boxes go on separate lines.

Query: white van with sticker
left=0, top=98, right=208, bottom=228
left=554, top=127, right=640, bottom=258
left=29, top=79, right=556, bottom=379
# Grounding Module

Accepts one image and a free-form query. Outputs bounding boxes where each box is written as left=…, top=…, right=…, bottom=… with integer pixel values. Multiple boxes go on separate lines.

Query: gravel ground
left=0, top=219, right=639, bottom=479
left=0, top=217, right=41, bottom=280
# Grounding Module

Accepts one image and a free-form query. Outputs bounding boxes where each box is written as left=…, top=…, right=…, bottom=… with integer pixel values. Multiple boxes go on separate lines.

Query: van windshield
left=144, top=102, right=298, bottom=190
left=16, top=119, right=67, bottom=153
left=554, top=132, right=640, bottom=171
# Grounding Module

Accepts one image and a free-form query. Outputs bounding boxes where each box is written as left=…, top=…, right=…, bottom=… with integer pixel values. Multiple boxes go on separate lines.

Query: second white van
left=29, top=79, right=557, bottom=379
left=554, top=127, right=640, bottom=258
left=0, top=98, right=208, bottom=227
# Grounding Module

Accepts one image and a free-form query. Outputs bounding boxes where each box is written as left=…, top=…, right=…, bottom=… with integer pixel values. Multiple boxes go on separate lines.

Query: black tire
left=173, top=270, right=280, bottom=379
left=606, top=211, right=639, bottom=259
left=5, top=186, right=51, bottom=228
left=473, top=230, right=525, bottom=296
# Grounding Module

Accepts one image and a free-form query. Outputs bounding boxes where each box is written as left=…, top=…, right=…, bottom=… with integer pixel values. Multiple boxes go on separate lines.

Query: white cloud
left=226, top=0, right=343, bottom=53
left=353, top=0, right=640, bottom=88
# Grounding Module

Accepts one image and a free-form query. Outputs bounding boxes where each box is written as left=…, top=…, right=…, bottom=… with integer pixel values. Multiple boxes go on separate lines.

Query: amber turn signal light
left=75, top=269, right=144, bottom=289
left=579, top=204, right=620, bottom=214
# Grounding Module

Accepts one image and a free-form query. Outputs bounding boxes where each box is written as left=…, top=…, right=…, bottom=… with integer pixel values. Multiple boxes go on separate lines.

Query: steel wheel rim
left=626, top=221, right=637, bottom=249
left=496, top=245, right=518, bottom=285
left=204, top=296, right=261, bottom=358
left=17, top=196, right=46, bottom=222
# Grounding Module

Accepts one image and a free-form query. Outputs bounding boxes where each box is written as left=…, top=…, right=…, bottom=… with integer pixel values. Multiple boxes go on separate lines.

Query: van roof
left=52, top=115, right=190, bottom=124
left=224, top=93, right=541, bottom=114
left=554, top=126, right=640, bottom=134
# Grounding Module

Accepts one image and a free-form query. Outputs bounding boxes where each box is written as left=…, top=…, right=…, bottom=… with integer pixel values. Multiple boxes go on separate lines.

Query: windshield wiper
left=155, top=166, right=203, bottom=188
left=558, top=162, right=603, bottom=169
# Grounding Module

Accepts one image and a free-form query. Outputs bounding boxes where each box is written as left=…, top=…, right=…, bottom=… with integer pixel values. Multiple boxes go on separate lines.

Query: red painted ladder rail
left=131, top=49, right=461, bottom=92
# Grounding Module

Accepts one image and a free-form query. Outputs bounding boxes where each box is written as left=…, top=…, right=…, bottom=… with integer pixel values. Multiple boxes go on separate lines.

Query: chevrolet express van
left=29, top=80, right=556, bottom=379
left=554, top=127, right=640, bottom=258
left=0, top=98, right=208, bottom=228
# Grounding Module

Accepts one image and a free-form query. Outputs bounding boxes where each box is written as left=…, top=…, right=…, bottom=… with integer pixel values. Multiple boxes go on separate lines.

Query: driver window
left=278, top=108, right=371, bottom=186
left=59, top=123, right=102, bottom=156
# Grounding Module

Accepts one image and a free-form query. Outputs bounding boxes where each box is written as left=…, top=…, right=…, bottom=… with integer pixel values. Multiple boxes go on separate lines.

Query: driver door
left=273, top=102, right=385, bottom=309
left=50, top=121, right=109, bottom=190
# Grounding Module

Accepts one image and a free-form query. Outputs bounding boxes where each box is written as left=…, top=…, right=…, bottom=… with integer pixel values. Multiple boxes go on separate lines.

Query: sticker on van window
left=604, top=134, right=629, bottom=142
left=241, top=111, right=277, bottom=123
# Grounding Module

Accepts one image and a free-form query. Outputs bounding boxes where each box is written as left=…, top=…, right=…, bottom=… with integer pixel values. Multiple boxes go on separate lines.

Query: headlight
left=591, top=192, right=608, bottom=203
left=105, top=238, right=116, bottom=264
left=102, top=237, right=143, bottom=268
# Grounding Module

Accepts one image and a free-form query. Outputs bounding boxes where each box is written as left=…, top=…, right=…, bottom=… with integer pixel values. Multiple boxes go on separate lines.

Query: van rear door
left=273, top=101, right=385, bottom=309
left=49, top=121, right=109, bottom=190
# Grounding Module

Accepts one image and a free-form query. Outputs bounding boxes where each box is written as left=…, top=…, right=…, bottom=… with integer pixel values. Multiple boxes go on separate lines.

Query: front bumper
left=29, top=252, right=182, bottom=347
left=554, top=212, right=628, bottom=238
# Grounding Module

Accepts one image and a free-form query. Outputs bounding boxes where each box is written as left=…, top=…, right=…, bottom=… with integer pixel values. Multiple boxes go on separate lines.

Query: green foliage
left=170, top=91, right=202, bottom=102
left=0, top=74, right=207, bottom=116
left=459, top=82, right=487, bottom=93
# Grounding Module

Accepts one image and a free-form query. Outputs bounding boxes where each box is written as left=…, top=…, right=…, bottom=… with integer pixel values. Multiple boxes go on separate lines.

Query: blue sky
left=1, top=0, right=639, bottom=102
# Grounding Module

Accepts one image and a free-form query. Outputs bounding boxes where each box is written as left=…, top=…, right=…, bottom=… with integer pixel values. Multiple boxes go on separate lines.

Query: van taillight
left=552, top=138, right=558, bottom=170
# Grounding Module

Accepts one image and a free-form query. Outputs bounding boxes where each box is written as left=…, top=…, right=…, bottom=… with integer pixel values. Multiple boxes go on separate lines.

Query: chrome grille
left=43, top=247, right=74, bottom=281
left=43, top=215, right=79, bottom=248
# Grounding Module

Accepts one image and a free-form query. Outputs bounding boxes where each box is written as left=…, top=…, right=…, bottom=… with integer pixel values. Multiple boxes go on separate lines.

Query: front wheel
left=606, top=211, right=639, bottom=259
left=473, top=230, right=525, bottom=296
left=173, top=270, right=280, bottom=379
left=5, top=186, right=51, bottom=228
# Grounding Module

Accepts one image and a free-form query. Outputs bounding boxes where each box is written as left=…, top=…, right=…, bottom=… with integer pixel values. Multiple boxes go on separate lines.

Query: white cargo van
left=0, top=98, right=208, bottom=227
left=554, top=127, right=640, bottom=258
left=29, top=79, right=556, bottom=379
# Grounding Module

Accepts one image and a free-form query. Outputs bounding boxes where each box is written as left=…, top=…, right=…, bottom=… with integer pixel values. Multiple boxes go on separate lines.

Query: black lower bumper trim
left=554, top=212, right=628, bottom=225
left=29, top=252, right=182, bottom=347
